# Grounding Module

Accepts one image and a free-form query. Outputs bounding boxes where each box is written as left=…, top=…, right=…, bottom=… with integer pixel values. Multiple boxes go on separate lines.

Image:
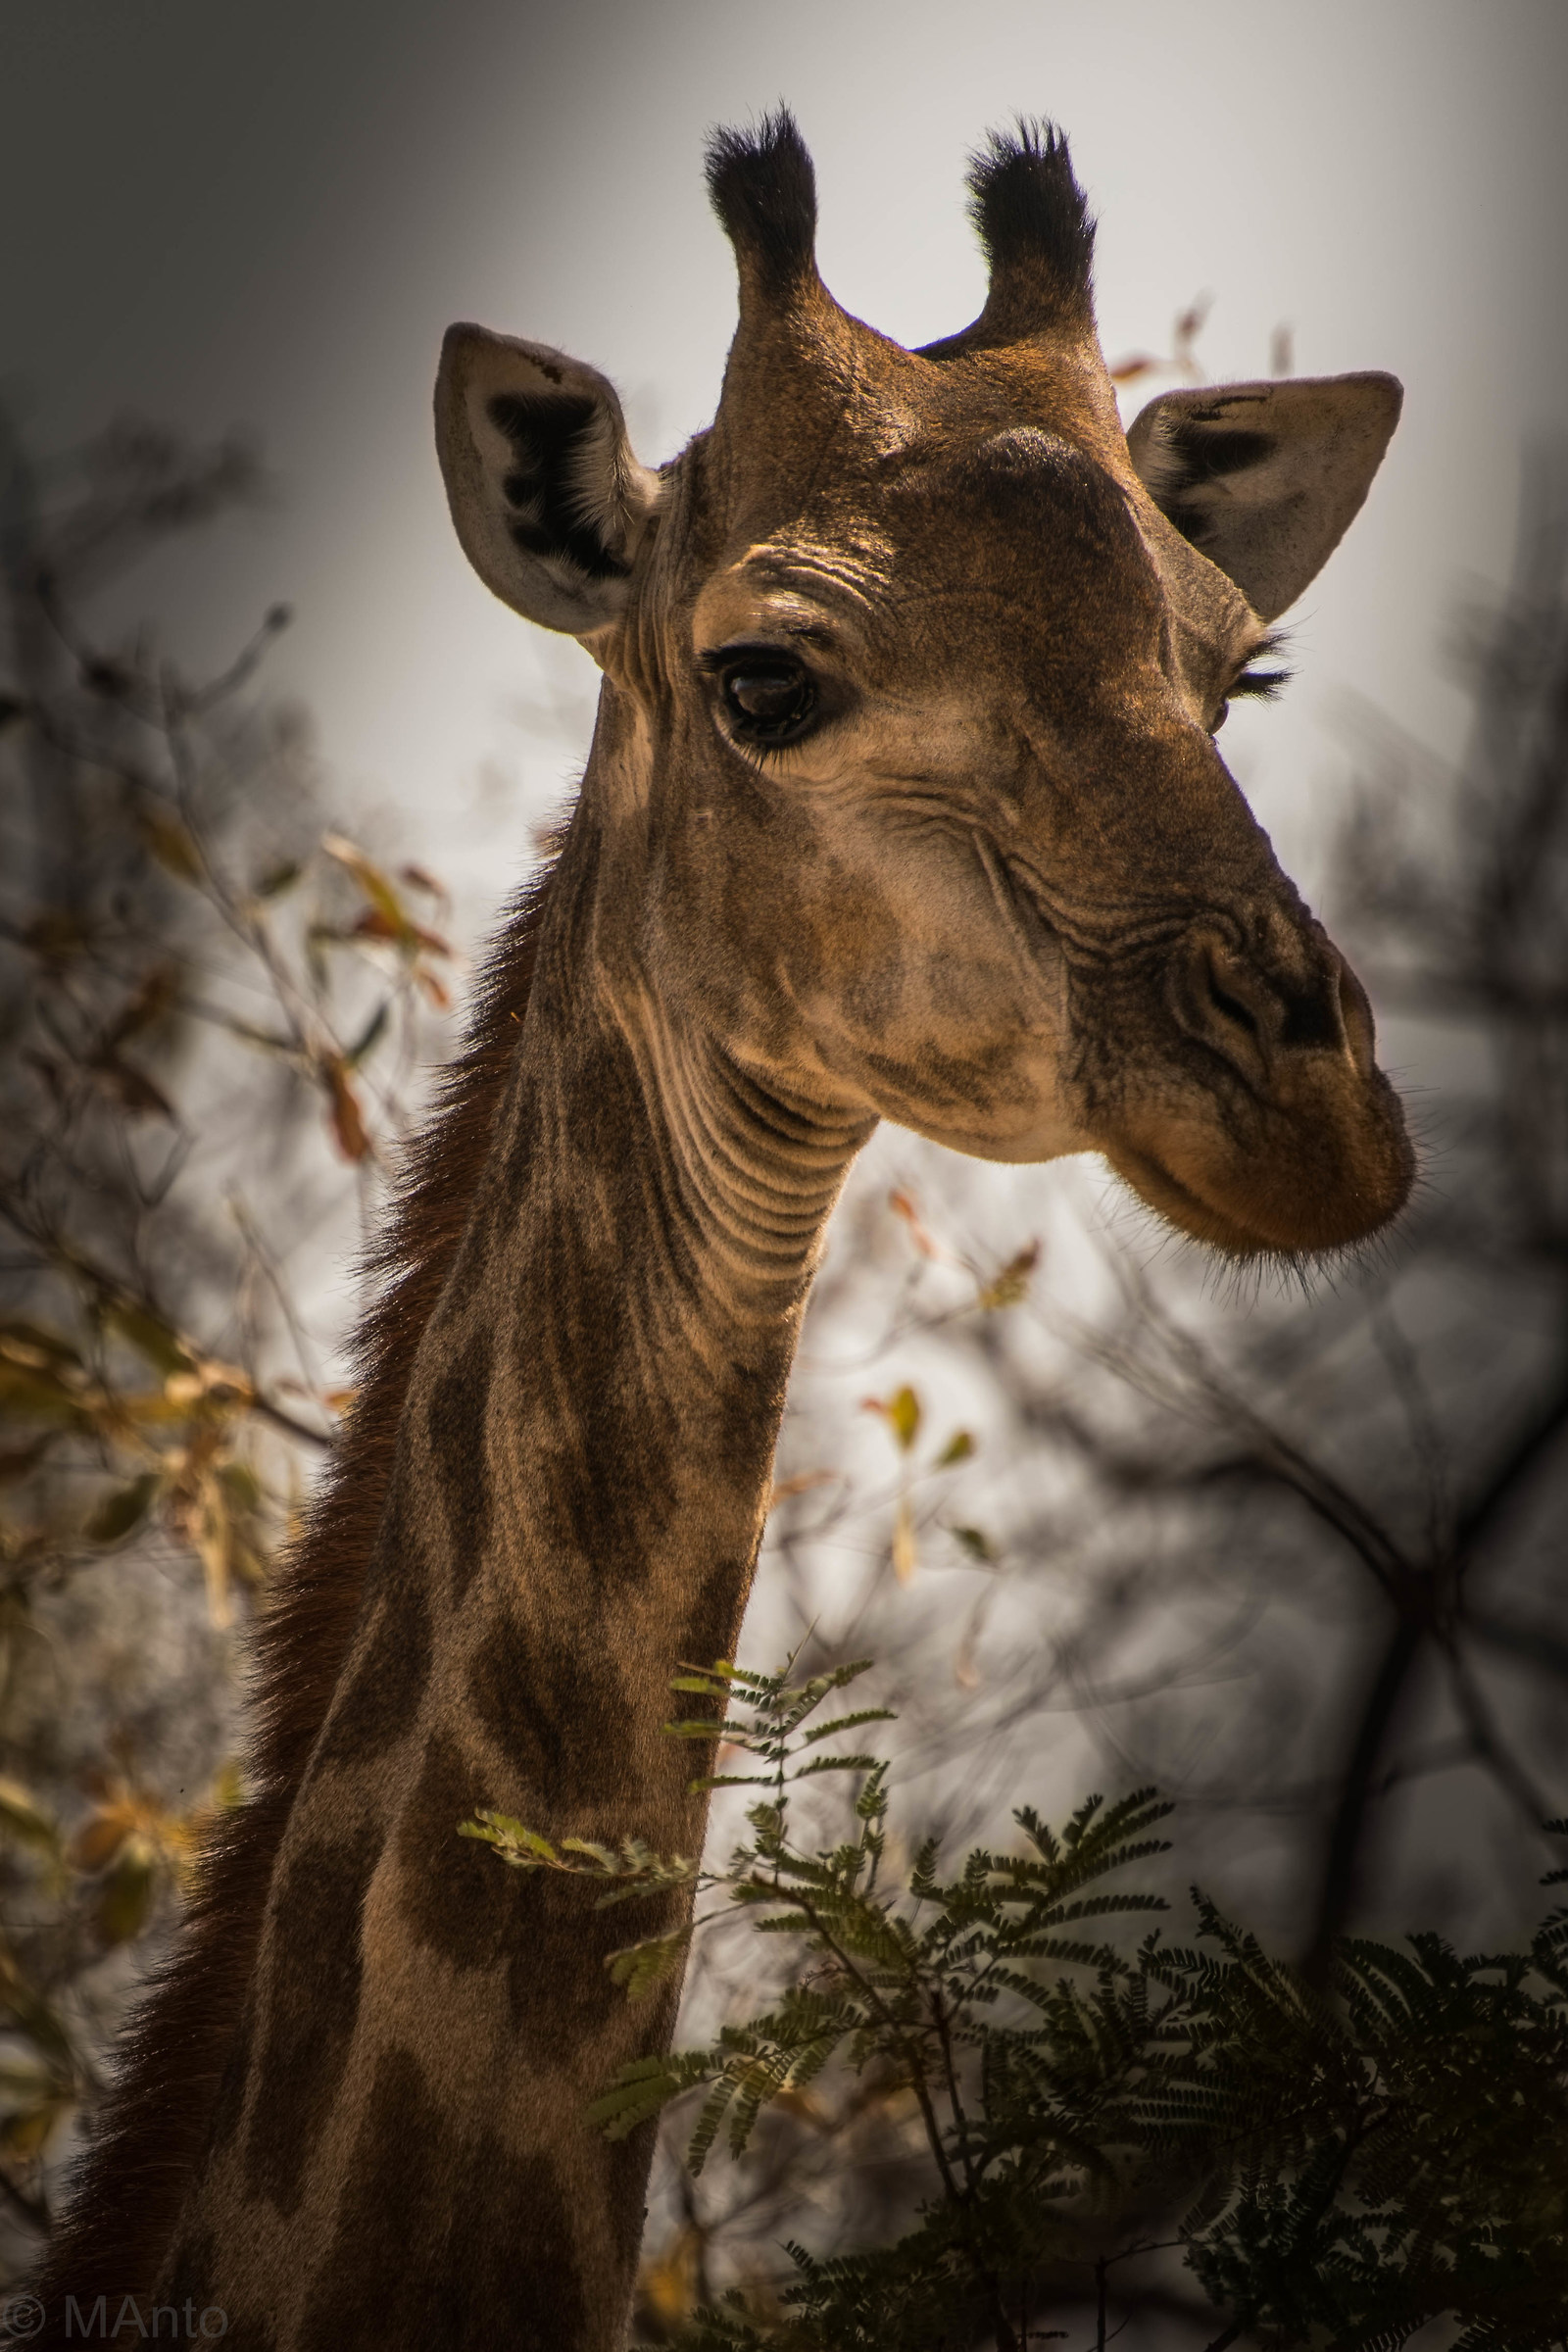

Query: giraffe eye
left=709, top=649, right=819, bottom=749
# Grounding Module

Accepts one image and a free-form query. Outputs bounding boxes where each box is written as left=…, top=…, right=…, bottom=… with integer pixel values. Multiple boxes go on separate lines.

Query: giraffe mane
left=33, top=851, right=563, bottom=2318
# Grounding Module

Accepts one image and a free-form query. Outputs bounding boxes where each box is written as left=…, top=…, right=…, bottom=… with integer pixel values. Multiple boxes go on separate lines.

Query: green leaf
left=801, top=1708, right=897, bottom=1745
left=669, top=1663, right=738, bottom=1695
left=217, top=1459, right=263, bottom=1512
left=105, top=1300, right=192, bottom=1376
left=936, top=1428, right=975, bottom=1465
left=84, top=1472, right=161, bottom=1546
left=97, top=1845, right=156, bottom=1944
left=560, top=1838, right=623, bottom=1872
left=608, top=1928, right=693, bottom=2002
left=345, top=999, right=390, bottom=1067
left=950, top=1524, right=997, bottom=1564
left=586, top=2058, right=686, bottom=2138
left=458, top=1812, right=558, bottom=1866
left=888, top=1384, right=920, bottom=1450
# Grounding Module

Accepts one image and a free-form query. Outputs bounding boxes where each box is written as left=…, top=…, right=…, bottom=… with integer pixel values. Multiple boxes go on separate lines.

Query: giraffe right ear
left=435, top=324, right=662, bottom=636
left=1125, top=373, right=1401, bottom=623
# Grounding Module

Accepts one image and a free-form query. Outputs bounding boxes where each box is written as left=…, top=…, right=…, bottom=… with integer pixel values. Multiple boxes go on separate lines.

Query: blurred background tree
left=0, top=411, right=454, bottom=2276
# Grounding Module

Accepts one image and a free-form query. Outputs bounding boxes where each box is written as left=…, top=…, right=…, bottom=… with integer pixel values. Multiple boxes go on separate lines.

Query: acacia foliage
left=469, top=1657, right=1568, bottom=2352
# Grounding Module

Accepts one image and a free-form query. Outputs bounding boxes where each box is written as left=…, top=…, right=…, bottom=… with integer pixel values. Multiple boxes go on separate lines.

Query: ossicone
left=925, top=119, right=1098, bottom=356
left=706, top=108, right=819, bottom=296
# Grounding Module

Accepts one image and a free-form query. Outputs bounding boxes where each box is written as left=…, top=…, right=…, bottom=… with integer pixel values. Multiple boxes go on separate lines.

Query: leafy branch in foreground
left=465, top=1661, right=1568, bottom=2351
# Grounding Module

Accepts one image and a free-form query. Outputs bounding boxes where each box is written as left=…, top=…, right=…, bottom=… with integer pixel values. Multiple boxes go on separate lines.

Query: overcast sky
left=5, top=0, right=1567, bottom=917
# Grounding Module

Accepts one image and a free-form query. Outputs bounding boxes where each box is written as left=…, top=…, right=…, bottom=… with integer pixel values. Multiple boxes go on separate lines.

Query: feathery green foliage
left=466, top=1661, right=1568, bottom=2351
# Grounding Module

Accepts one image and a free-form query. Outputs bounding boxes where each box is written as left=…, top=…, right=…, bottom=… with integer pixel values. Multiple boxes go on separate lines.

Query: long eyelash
left=1228, top=627, right=1294, bottom=702
left=1228, top=665, right=1294, bottom=701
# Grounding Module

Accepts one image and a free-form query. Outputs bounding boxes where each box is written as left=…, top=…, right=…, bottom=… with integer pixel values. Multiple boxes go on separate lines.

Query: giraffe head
left=435, top=113, right=1411, bottom=1256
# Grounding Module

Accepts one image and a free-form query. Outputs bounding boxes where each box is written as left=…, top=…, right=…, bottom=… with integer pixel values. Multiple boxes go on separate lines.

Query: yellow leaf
left=3, top=2098, right=71, bottom=2160
left=888, top=1385, right=920, bottom=1451
left=639, top=2228, right=703, bottom=2327
left=864, top=1386, right=921, bottom=1451
left=194, top=1483, right=235, bottom=1627
left=0, top=1318, right=80, bottom=1369
left=0, top=1779, right=59, bottom=1855
left=892, top=1496, right=916, bottom=1585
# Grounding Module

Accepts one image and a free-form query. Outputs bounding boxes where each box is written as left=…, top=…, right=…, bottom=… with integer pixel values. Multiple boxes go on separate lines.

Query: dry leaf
left=767, top=1468, right=835, bottom=1509
left=889, top=1186, right=940, bottom=1257
left=324, top=1057, right=370, bottom=1161
left=976, top=1241, right=1040, bottom=1311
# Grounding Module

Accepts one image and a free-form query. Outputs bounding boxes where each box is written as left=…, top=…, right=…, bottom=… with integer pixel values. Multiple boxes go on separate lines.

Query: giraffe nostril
left=1204, top=970, right=1261, bottom=1039
left=1167, top=937, right=1276, bottom=1082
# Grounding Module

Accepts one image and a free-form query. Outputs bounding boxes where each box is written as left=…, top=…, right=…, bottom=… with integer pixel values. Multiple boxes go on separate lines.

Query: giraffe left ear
left=435, top=324, right=662, bottom=637
left=1126, top=373, right=1401, bottom=622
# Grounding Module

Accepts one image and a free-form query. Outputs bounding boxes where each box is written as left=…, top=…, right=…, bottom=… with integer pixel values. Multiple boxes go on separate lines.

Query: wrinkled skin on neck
left=589, top=289, right=1410, bottom=1257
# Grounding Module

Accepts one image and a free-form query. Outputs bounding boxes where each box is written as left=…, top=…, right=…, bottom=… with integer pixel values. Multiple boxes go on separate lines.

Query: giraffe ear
left=435, top=324, right=662, bottom=636
left=1126, top=373, right=1401, bottom=623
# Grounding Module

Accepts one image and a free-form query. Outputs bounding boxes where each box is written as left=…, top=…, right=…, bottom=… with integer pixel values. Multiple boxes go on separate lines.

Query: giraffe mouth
left=1106, top=1142, right=1277, bottom=1257
left=1107, top=1062, right=1413, bottom=1256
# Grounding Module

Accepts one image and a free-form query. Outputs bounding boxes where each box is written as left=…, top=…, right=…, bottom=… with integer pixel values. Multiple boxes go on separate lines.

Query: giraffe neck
left=154, top=822, right=869, bottom=2352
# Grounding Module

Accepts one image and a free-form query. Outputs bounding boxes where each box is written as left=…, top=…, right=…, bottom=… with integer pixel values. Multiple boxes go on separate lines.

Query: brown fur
left=31, top=858, right=559, bottom=2333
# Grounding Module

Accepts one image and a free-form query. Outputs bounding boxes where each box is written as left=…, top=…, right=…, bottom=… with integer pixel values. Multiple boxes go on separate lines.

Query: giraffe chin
left=1105, top=1123, right=1413, bottom=1260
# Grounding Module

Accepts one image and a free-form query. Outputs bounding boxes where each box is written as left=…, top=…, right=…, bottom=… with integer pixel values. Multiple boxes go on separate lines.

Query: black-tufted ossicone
left=968, top=122, right=1095, bottom=303
left=705, top=108, right=819, bottom=295
left=923, top=119, right=1098, bottom=356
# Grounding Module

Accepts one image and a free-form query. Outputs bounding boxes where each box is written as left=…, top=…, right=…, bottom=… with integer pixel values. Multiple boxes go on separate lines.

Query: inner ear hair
left=487, top=390, right=634, bottom=584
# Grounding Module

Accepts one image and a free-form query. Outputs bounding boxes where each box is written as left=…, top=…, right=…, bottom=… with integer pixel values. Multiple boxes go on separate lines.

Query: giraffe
left=32, top=114, right=1411, bottom=2351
